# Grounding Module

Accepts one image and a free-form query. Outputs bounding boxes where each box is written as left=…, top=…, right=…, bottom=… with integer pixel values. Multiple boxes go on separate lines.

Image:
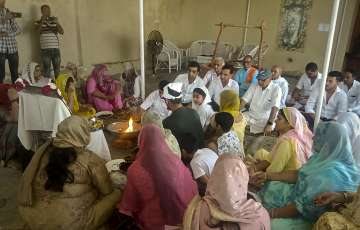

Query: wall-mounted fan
left=147, top=30, right=164, bottom=74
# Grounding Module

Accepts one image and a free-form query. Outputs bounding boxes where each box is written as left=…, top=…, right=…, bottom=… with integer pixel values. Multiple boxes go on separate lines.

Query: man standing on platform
left=35, top=4, right=64, bottom=79
left=0, top=0, right=21, bottom=83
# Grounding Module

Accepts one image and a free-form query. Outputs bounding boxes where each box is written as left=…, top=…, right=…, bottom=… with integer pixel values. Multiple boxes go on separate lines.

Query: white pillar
left=139, top=0, right=146, bottom=99
left=242, top=0, right=251, bottom=48
left=314, top=0, right=340, bottom=129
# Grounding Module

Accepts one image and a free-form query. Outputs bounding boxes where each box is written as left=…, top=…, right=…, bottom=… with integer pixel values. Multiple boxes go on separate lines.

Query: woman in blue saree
left=251, top=122, right=360, bottom=229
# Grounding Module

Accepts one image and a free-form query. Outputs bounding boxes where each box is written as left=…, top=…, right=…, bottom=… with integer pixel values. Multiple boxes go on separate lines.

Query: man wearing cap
left=162, top=82, right=204, bottom=153
left=174, top=61, right=205, bottom=105
left=140, top=80, right=170, bottom=120
left=240, top=70, right=282, bottom=135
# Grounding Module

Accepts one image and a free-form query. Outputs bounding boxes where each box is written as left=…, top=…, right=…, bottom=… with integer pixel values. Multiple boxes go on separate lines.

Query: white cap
left=163, top=82, right=183, bottom=100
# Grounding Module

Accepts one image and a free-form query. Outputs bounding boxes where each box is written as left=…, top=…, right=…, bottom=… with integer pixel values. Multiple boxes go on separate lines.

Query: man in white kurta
left=305, top=71, right=348, bottom=120
left=241, top=70, right=282, bottom=134
left=174, top=61, right=205, bottom=104
left=290, top=62, right=322, bottom=109
left=271, top=65, right=288, bottom=109
left=208, top=64, right=239, bottom=105
left=339, top=70, right=360, bottom=116
left=140, top=80, right=170, bottom=120
left=203, top=57, right=224, bottom=87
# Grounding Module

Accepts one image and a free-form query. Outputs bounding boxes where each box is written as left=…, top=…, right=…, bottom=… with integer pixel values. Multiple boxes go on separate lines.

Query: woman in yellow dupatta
left=250, top=107, right=313, bottom=174
left=56, top=74, right=95, bottom=118
left=219, top=90, right=247, bottom=144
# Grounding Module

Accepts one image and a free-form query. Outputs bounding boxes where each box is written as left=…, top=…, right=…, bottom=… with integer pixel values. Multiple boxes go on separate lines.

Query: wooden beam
left=212, top=22, right=225, bottom=61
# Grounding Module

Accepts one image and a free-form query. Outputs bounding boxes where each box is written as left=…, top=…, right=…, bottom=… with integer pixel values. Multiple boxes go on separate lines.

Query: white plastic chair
left=186, top=40, right=235, bottom=64
left=156, top=40, right=182, bottom=73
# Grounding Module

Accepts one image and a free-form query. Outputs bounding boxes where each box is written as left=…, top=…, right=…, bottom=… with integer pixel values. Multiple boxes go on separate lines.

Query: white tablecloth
left=18, top=91, right=71, bottom=150
left=18, top=91, right=111, bottom=161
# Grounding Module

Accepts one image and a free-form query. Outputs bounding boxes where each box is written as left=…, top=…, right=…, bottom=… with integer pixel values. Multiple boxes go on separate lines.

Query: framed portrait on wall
left=278, top=0, right=313, bottom=51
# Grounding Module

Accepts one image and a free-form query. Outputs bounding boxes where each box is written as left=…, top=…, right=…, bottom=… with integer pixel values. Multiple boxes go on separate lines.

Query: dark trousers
left=302, top=113, right=333, bottom=131
left=0, top=52, right=19, bottom=83
left=41, top=48, right=61, bottom=79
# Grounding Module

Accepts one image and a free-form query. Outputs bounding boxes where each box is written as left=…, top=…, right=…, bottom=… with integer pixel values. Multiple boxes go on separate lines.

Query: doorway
left=344, top=3, right=360, bottom=73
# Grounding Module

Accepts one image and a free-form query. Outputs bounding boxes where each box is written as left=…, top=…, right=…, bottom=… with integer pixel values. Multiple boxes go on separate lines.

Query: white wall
left=3, top=0, right=358, bottom=81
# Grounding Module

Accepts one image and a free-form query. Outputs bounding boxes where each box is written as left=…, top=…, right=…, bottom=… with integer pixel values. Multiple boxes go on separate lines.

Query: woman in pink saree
left=117, top=124, right=198, bottom=230
left=183, top=154, right=270, bottom=230
left=86, top=64, right=123, bottom=111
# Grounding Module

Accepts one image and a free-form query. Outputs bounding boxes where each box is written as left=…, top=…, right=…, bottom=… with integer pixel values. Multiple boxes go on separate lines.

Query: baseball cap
left=257, top=70, right=272, bottom=80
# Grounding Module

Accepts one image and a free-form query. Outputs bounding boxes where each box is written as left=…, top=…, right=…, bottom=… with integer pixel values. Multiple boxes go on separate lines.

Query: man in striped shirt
left=35, top=4, right=64, bottom=79
left=0, top=0, right=21, bottom=83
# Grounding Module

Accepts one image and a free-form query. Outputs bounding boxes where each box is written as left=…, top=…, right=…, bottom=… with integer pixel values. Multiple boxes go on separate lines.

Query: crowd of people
left=10, top=54, right=360, bottom=230
left=0, top=1, right=360, bottom=230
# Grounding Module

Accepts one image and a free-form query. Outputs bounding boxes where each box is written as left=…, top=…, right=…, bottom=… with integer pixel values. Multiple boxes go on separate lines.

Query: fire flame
left=124, top=117, right=134, bottom=133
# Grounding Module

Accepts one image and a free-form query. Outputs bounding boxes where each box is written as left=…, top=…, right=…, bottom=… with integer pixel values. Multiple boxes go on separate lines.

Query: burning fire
left=124, top=117, right=134, bottom=133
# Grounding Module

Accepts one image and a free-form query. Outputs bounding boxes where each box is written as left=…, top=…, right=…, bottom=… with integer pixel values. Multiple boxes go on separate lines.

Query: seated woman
left=117, top=124, right=198, bottom=229
left=219, top=90, right=247, bottom=145
left=337, top=112, right=360, bottom=168
left=122, top=62, right=143, bottom=107
left=251, top=122, right=359, bottom=229
left=86, top=64, right=123, bottom=112
left=313, top=186, right=360, bottom=229
left=56, top=73, right=96, bottom=117
left=183, top=154, right=270, bottom=230
left=18, top=62, right=50, bottom=87
left=141, top=110, right=181, bottom=158
left=251, top=107, right=313, bottom=173
left=18, top=116, right=121, bottom=230
left=192, top=87, right=214, bottom=128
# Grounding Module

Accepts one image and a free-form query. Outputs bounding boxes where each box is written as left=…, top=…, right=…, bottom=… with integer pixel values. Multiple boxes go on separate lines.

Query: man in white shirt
left=203, top=57, right=224, bottom=87
left=339, top=69, right=360, bottom=115
left=174, top=61, right=205, bottom=105
left=290, top=62, right=322, bottom=110
left=140, top=80, right=170, bottom=120
left=271, top=65, right=288, bottom=109
left=208, top=63, right=239, bottom=105
left=305, top=71, right=348, bottom=122
left=241, top=70, right=282, bottom=135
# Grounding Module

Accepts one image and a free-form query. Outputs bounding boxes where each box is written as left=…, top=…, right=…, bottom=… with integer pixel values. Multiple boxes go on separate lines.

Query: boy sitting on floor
left=210, top=112, right=244, bottom=158
left=179, top=133, right=218, bottom=196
